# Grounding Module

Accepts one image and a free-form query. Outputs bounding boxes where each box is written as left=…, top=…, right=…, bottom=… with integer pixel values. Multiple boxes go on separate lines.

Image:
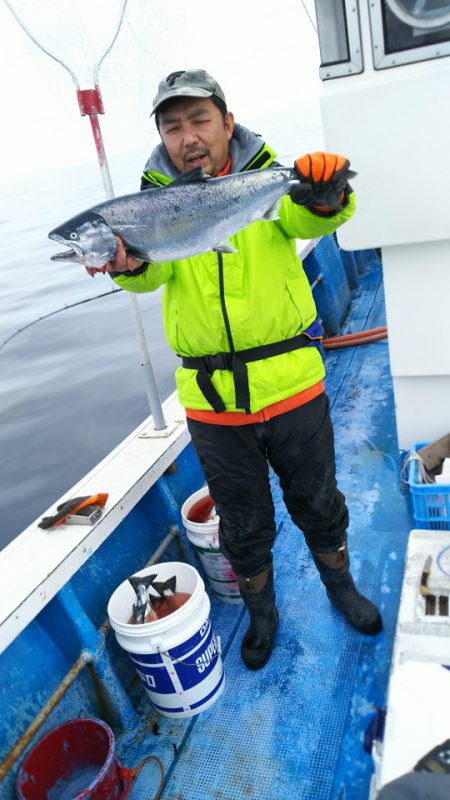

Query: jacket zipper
left=217, top=252, right=235, bottom=353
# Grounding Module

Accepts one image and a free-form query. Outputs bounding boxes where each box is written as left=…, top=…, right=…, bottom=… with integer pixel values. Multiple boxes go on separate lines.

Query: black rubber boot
left=310, top=545, right=383, bottom=635
left=238, top=566, right=279, bottom=670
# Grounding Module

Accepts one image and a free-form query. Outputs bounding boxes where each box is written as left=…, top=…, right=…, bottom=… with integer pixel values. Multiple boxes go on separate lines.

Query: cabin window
left=369, top=1, right=450, bottom=69
left=314, top=0, right=364, bottom=79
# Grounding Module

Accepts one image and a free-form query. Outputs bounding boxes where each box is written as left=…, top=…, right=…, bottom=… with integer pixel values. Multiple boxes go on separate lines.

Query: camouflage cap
left=151, top=69, right=226, bottom=116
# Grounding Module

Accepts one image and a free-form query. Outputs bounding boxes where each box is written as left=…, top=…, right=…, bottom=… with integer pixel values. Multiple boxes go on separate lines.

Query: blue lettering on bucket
left=172, top=627, right=219, bottom=690
left=134, top=662, right=178, bottom=695
left=195, top=636, right=219, bottom=674
left=136, top=669, right=156, bottom=689
left=126, top=616, right=222, bottom=701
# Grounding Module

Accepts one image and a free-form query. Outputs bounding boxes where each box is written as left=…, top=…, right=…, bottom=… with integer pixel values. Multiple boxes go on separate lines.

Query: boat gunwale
left=0, top=391, right=189, bottom=654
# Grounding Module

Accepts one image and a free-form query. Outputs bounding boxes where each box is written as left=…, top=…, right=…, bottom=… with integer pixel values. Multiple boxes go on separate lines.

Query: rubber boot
left=237, top=566, right=279, bottom=670
left=310, top=544, right=383, bottom=635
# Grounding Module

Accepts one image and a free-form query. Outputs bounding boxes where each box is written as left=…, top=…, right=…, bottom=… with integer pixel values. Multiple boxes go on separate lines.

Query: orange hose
left=323, top=331, right=387, bottom=350
left=324, top=326, right=387, bottom=344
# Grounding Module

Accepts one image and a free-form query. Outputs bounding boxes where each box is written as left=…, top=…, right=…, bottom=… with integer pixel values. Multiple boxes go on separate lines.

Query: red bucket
left=16, top=718, right=130, bottom=800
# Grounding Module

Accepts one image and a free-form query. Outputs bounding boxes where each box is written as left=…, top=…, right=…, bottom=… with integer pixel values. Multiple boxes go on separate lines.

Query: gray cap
left=151, top=69, right=226, bottom=116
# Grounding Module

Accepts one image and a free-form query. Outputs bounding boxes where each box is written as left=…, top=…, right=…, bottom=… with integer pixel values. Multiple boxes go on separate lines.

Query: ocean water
left=0, top=109, right=323, bottom=549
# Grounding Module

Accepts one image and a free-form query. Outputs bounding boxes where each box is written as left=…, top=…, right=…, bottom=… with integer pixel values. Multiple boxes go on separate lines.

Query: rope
left=364, top=436, right=399, bottom=476
left=125, top=753, right=165, bottom=799
left=400, top=451, right=435, bottom=488
left=0, top=288, right=122, bottom=352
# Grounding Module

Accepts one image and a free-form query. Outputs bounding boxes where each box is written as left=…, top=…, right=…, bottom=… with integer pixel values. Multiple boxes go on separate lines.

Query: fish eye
left=69, top=232, right=78, bottom=240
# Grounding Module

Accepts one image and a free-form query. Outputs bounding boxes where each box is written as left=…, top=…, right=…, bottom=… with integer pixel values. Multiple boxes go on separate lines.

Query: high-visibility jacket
left=113, top=124, right=355, bottom=413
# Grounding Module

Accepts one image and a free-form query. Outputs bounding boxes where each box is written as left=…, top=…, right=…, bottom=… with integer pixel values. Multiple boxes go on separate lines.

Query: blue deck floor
left=117, top=257, right=413, bottom=800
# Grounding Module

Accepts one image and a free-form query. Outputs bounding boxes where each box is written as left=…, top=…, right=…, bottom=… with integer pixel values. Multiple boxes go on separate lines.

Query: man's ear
left=225, top=111, right=235, bottom=141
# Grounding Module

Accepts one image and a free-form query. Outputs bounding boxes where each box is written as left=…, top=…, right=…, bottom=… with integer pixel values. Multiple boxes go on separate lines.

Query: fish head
left=49, top=211, right=118, bottom=268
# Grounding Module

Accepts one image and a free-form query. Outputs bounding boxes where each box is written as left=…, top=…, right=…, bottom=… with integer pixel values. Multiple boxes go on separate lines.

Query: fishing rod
left=0, top=289, right=122, bottom=352
left=4, top=0, right=166, bottom=430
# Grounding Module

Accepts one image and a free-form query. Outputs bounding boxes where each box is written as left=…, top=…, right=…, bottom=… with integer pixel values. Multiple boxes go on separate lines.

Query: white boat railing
left=0, top=392, right=188, bottom=655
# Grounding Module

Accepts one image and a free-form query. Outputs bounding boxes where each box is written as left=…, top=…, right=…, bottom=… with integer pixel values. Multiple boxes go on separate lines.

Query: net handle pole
left=2, top=4, right=166, bottom=423
left=77, top=87, right=167, bottom=431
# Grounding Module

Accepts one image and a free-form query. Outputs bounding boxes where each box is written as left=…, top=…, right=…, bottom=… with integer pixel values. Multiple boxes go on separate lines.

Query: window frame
left=315, top=0, right=364, bottom=80
left=369, top=0, right=450, bottom=70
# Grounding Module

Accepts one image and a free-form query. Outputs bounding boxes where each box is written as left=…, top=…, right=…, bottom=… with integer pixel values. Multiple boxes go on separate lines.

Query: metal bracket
left=65, top=505, right=103, bottom=525
left=138, top=420, right=181, bottom=439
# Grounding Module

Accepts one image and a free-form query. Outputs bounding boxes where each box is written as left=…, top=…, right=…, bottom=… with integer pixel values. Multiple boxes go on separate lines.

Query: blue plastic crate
left=408, top=442, right=450, bottom=530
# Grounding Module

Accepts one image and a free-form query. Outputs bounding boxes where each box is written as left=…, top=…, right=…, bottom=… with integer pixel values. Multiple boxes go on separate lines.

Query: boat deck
left=117, top=257, right=413, bottom=799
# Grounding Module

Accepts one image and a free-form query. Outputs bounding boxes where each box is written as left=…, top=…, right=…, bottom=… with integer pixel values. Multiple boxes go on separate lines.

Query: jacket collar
left=143, top=123, right=276, bottom=180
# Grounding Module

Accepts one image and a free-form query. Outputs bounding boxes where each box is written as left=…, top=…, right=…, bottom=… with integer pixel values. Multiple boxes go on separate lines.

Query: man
left=103, top=69, right=382, bottom=670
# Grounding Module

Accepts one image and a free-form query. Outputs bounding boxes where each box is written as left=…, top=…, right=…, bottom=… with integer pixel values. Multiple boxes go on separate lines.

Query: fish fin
left=128, top=574, right=158, bottom=592
left=151, top=576, right=177, bottom=597
left=213, top=240, right=238, bottom=254
left=167, top=167, right=209, bottom=187
left=260, top=200, right=280, bottom=221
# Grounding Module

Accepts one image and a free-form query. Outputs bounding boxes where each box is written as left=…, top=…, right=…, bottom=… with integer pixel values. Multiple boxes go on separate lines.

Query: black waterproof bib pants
left=187, top=392, right=349, bottom=577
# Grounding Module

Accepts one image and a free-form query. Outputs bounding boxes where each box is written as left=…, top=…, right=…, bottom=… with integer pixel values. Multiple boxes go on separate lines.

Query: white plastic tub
left=108, top=561, right=225, bottom=718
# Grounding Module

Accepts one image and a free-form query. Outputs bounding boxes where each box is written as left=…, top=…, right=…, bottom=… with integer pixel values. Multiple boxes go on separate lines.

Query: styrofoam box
left=373, top=530, right=450, bottom=794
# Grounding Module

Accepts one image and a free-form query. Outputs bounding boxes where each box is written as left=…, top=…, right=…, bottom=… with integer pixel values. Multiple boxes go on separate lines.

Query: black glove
left=290, top=151, right=355, bottom=214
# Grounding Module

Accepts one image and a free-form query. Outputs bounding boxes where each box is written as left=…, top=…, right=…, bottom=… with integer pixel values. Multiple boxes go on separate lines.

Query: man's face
left=158, top=97, right=234, bottom=177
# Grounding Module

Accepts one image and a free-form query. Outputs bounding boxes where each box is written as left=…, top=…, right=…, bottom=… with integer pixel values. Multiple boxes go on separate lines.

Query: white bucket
left=181, top=486, right=242, bottom=604
left=107, top=562, right=225, bottom=718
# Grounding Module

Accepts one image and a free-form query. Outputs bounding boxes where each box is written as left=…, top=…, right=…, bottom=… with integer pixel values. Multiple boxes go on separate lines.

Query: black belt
left=180, top=332, right=319, bottom=414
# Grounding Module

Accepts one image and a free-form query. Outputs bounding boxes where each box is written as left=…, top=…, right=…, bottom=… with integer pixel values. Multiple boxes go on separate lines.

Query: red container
left=16, top=718, right=130, bottom=800
left=187, top=494, right=216, bottom=524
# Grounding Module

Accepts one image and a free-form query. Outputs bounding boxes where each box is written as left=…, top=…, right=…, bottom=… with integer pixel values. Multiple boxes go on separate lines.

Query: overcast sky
left=0, top=0, right=321, bottom=183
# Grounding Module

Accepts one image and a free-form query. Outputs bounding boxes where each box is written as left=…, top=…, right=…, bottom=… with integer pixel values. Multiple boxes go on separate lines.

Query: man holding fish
left=50, top=69, right=382, bottom=670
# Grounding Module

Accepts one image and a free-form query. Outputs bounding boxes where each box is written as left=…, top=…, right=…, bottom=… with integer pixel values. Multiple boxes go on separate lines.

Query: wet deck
left=117, top=257, right=413, bottom=800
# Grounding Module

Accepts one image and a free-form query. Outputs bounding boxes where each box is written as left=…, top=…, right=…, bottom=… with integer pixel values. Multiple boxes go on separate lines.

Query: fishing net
left=4, top=0, right=184, bottom=429
left=4, top=0, right=189, bottom=155
left=99, top=0, right=190, bottom=153
left=4, top=0, right=127, bottom=88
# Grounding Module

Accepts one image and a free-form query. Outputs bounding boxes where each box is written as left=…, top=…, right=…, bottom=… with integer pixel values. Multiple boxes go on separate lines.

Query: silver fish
left=128, top=574, right=157, bottom=625
left=48, top=166, right=301, bottom=268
